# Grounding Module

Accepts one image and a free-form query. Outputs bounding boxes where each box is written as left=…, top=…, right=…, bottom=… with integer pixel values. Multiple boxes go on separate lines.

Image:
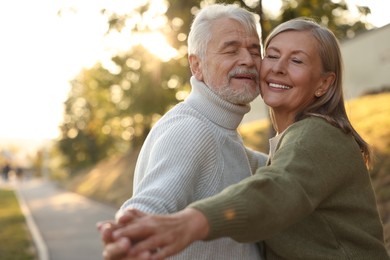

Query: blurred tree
left=57, top=64, right=119, bottom=169
left=56, top=45, right=190, bottom=171
left=56, top=0, right=372, bottom=172
left=277, top=0, right=371, bottom=40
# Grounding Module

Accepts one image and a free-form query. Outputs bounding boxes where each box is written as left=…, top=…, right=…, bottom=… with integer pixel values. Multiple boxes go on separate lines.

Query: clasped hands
left=97, top=208, right=209, bottom=260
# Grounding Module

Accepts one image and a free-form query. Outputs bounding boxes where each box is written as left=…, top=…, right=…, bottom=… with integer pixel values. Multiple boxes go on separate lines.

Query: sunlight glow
left=0, top=0, right=176, bottom=143
left=347, top=0, right=390, bottom=27
left=140, top=32, right=179, bottom=61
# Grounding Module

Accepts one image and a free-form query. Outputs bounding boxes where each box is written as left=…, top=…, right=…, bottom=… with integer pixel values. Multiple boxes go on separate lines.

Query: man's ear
left=189, top=54, right=203, bottom=81
left=315, top=72, right=335, bottom=97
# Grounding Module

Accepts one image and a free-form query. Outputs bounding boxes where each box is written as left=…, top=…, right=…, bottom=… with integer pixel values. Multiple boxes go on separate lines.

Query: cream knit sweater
left=119, top=77, right=267, bottom=259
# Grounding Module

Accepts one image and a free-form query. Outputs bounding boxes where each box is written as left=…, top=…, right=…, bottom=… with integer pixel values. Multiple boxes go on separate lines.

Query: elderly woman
left=101, top=18, right=389, bottom=260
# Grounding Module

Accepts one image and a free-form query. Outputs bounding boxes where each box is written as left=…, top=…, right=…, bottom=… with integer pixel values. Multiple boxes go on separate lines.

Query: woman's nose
left=272, top=58, right=287, bottom=74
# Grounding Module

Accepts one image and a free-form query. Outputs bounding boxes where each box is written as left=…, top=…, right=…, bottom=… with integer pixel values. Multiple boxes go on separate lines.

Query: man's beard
left=206, top=68, right=260, bottom=105
left=215, top=83, right=260, bottom=105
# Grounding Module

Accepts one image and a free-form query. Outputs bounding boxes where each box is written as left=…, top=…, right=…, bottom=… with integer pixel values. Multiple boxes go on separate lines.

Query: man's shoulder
left=153, top=103, right=217, bottom=134
left=145, top=113, right=216, bottom=151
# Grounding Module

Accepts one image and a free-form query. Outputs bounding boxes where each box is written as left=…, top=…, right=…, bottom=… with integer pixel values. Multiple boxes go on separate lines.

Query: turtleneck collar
left=185, top=76, right=250, bottom=130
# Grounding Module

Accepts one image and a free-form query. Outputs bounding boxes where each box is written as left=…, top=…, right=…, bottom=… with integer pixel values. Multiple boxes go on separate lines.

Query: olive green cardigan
left=190, top=116, right=389, bottom=259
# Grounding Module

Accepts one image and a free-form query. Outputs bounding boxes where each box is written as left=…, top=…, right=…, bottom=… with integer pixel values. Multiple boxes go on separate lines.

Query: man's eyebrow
left=249, top=43, right=261, bottom=50
left=220, top=40, right=261, bottom=50
left=220, top=40, right=241, bottom=49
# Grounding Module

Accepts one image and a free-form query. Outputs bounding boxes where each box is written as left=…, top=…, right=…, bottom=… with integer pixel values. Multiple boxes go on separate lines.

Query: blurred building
left=243, top=23, right=390, bottom=123
left=342, top=23, right=390, bottom=99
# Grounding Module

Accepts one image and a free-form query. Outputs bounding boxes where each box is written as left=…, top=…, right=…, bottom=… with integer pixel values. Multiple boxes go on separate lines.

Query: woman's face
left=260, top=30, right=329, bottom=119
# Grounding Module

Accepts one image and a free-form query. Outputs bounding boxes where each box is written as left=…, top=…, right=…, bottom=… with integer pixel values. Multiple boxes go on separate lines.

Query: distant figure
left=15, top=166, right=24, bottom=181
left=2, top=163, right=11, bottom=182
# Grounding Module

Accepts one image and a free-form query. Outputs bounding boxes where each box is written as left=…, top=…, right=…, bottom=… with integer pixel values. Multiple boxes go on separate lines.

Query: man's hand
left=97, top=209, right=147, bottom=260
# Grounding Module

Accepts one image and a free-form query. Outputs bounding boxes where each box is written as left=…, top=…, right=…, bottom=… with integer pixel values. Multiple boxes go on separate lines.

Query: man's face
left=191, top=18, right=262, bottom=105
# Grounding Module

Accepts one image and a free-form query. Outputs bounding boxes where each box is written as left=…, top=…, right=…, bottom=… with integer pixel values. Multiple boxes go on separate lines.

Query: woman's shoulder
left=291, top=116, right=332, bottom=129
left=287, top=116, right=340, bottom=135
left=281, top=116, right=348, bottom=148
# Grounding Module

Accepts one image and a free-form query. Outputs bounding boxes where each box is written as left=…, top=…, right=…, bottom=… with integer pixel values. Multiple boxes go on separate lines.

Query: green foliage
left=57, top=64, right=123, bottom=171
left=277, top=0, right=371, bottom=40
left=56, top=44, right=191, bottom=172
left=0, top=188, right=36, bottom=260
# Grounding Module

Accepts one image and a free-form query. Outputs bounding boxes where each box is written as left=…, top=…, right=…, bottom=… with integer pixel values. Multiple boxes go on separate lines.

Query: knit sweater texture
left=191, top=116, right=389, bottom=259
left=120, top=77, right=268, bottom=259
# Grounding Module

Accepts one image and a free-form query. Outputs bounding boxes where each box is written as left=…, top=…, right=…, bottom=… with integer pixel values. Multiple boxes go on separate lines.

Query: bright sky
left=0, top=0, right=389, bottom=143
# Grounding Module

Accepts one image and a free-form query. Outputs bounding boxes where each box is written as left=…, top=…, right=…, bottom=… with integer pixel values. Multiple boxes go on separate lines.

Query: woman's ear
left=315, top=72, right=335, bottom=97
left=189, top=54, right=203, bottom=81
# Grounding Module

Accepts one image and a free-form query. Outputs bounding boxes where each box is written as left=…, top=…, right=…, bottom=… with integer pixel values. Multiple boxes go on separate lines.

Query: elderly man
left=98, top=4, right=266, bottom=259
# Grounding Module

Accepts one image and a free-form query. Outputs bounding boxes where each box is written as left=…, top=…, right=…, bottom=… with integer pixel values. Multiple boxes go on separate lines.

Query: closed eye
left=292, top=58, right=303, bottom=64
left=225, top=50, right=238, bottom=54
left=265, top=54, right=279, bottom=59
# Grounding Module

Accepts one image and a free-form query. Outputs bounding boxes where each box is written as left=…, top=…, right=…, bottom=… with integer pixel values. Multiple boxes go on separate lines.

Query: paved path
left=13, top=178, right=117, bottom=260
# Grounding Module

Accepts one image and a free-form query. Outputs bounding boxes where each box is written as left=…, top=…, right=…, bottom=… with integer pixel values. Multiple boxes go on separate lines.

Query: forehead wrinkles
left=207, top=18, right=259, bottom=55
left=210, top=18, right=253, bottom=40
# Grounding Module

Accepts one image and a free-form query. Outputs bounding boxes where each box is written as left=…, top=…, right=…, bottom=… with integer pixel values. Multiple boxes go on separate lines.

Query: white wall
left=342, top=24, right=390, bottom=99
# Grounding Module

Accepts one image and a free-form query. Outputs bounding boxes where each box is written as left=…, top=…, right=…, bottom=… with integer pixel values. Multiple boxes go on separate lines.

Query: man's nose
left=238, top=49, right=256, bottom=66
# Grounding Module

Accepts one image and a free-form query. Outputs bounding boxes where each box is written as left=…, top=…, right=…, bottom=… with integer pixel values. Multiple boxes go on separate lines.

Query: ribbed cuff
left=189, top=195, right=251, bottom=242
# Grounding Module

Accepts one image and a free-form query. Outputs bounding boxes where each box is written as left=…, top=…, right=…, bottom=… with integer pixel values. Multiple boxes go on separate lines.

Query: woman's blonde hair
left=265, top=18, right=371, bottom=166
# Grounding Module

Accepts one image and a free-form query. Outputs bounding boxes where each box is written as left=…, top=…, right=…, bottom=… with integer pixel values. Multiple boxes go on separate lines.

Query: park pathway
left=15, top=178, right=117, bottom=260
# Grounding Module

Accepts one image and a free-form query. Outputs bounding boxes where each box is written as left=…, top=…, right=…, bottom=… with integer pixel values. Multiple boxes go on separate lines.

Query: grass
left=0, top=188, right=37, bottom=260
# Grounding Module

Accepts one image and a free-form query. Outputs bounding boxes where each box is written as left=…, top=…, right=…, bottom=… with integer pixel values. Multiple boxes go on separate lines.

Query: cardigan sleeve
left=189, top=117, right=353, bottom=242
left=121, top=117, right=218, bottom=214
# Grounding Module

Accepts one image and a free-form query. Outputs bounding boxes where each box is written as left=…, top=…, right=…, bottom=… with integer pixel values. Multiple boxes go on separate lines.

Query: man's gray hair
left=188, top=4, right=261, bottom=60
